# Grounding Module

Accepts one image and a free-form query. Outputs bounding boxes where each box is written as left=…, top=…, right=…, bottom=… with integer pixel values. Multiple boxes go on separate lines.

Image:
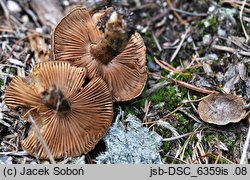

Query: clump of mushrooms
left=4, top=61, right=113, bottom=159
left=52, top=7, right=147, bottom=102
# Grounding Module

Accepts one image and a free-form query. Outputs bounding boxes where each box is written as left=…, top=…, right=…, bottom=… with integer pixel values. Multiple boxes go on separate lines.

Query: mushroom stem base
left=90, top=32, right=129, bottom=65
left=40, top=85, right=71, bottom=113
left=90, top=11, right=130, bottom=65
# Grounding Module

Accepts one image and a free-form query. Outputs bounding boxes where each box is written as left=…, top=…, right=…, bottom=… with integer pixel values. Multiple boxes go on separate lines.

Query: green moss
left=186, top=42, right=193, bottom=49
left=217, top=133, right=226, bottom=142
left=146, top=54, right=152, bottom=62
left=161, top=70, right=169, bottom=77
left=175, top=113, right=193, bottom=133
left=172, top=73, right=192, bottom=82
left=203, top=130, right=236, bottom=155
left=161, top=141, right=171, bottom=154
left=207, top=17, right=219, bottom=28
left=197, top=16, right=219, bottom=36
left=148, top=86, right=186, bottom=111
left=123, top=105, right=136, bottom=115
left=161, top=66, right=200, bottom=82
left=187, top=148, right=193, bottom=156
left=206, top=134, right=216, bottom=143
left=143, top=34, right=157, bottom=49
left=155, top=127, right=172, bottom=154
left=236, top=134, right=241, bottom=141
left=0, top=79, right=3, bottom=87
left=113, top=104, right=136, bottom=117
left=227, top=140, right=234, bottom=152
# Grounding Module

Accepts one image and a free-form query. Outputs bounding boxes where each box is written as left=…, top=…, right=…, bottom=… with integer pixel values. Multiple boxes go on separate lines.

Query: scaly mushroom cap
left=4, top=61, right=113, bottom=159
left=198, top=94, right=246, bottom=125
left=52, top=7, right=147, bottom=102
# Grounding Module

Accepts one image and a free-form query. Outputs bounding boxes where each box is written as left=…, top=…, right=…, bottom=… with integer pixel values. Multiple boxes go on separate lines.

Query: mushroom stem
left=90, top=12, right=130, bottom=65
left=40, top=85, right=71, bottom=113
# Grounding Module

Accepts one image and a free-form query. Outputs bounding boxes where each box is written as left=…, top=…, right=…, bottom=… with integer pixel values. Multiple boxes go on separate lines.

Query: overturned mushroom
left=52, top=7, right=147, bottom=102
left=4, top=61, right=113, bottom=159
left=198, top=94, right=246, bottom=125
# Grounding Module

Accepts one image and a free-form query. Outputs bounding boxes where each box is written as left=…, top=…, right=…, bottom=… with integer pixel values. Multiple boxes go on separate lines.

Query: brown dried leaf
left=198, top=94, right=246, bottom=125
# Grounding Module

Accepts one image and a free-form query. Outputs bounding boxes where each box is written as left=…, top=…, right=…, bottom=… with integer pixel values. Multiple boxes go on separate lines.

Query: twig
left=0, top=151, right=28, bottom=156
left=211, top=44, right=237, bottom=53
left=142, top=104, right=184, bottom=126
left=153, top=57, right=184, bottom=74
left=28, top=114, right=56, bottom=164
left=168, top=78, right=220, bottom=95
left=178, top=108, right=202, bottom=124
left=187, top=90, right=198, bottom=113
left=162, top=131, right=197, bottom=141
left=166, top=0, right=185, bottom=24
left=240, top=0, right=249, bottom=42
left=240, top=117, right=250, bottom=164
left=154, top=57, right=202, bottom=75
left=163, top=155, right=187, bottom=164
left=212, top=44, right=250, bottom=56
left=143, top=100, right=151, bottom=123
left=170, top=27, right=191, bottom=62
left=0, top=0, right=10, bottom=19
left=1, top=32, right=49, bottom=63
left=149, top=72, right=219, bottom=94
left=171, top=7, right=208, bottom=17
left=145, top=80, right=170, bottom=96
left=152, top=32, right=162, bottom=51
left=214, top=152, right=221, bottom=164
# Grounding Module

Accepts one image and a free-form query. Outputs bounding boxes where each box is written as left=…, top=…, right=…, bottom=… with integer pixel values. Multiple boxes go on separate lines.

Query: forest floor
left=0, top=0, right=250, bottom=164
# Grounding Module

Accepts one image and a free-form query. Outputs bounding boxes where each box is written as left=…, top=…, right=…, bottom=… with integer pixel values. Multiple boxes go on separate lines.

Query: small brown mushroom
left=198, top=94, right=246, bottom=125
left=52, top=7, right=147, bottom=102
left=4, top=61, right=113, bottom=159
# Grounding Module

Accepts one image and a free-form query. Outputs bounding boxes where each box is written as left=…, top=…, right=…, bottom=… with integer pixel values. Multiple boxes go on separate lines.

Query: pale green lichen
left=96, top=114, right=163, bottom=164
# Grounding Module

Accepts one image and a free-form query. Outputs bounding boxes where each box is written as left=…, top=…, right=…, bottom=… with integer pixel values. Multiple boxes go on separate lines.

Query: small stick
left=149, top=72, right=219, bottom=95
left=240, top=117, right=250, bottom=164
left=211, top=44, right=237, bottom=53
left=170, top=27, right=191, bottom=62
left=152, top=32, right=162, bottom=51
left=171, top=7, right=208, bottom=17
left=154, top=56, right=201, bottom=75
left=143, top=100, right=151, bottom=123
left=28, top=114, right=56, bottom=164
left=240, top=0, right=249, bottom=42
left=166, top=0, right=185, bottom=24
left=0, top=0, right=10, bottom=19
left=212, top=44, right=250, bottom=56
left=162, top=132, right=197, bottom=141
left=1, top=32, right=49, bottom=63
left=161, top=104, right=183, bottom=121
left=169, top=78, right=220, bottom=95
left=142, top=104, right=183, bottom=126
left=153, top=57, right=184, bottom=74
left=195, top=152, right=234, bottom=164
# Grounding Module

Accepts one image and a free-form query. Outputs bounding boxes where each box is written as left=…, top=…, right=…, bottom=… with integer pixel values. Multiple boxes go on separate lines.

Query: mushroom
left=52, top=7, right=147, bottom=102
left=4, top=61, right=113, bottom=159
left=198, top=93, right=246, bottom=125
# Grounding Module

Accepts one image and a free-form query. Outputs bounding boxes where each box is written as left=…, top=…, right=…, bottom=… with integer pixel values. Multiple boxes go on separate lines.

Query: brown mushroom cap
left=4, top=61, right=113, bottom=159
left=52, top=7, right=147, bottom=102
left=198, top=94, right=246, bottom=125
